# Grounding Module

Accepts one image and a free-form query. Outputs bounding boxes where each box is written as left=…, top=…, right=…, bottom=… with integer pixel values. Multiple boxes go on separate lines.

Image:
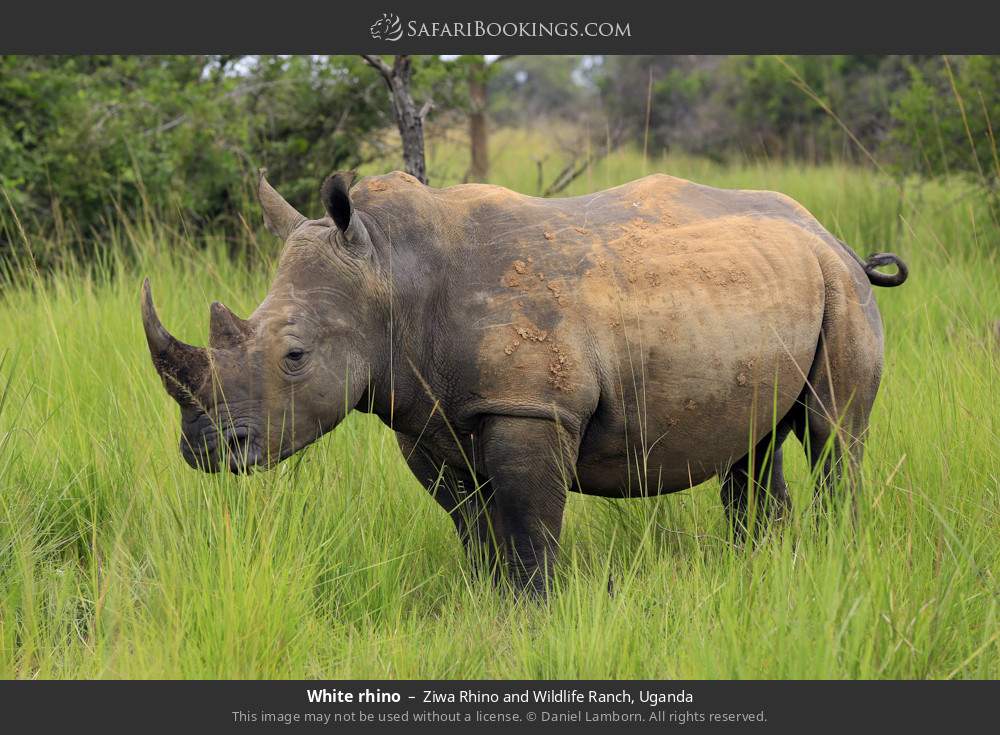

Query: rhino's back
left=354, top=171, right=828, bottom=263
left=433, top=172, right=824, bottom=244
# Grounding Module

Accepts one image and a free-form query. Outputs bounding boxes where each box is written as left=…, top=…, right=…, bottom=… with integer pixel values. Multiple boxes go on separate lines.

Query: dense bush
left=0, top=55, right=391, bottom=262
left=890, top=56, right=1000, bottom=182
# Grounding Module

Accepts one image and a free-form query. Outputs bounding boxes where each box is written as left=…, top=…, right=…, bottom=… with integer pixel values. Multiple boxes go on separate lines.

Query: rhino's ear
left=321, top=171, right=355, bottom=232
left=321, top=171, right=373, bottom=255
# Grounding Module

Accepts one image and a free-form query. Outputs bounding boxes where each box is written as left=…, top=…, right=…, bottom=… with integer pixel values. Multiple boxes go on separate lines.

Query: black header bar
left=2, top=1, right=999, bottom=54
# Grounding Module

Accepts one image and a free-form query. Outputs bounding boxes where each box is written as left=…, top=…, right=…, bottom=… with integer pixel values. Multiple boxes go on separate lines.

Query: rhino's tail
left=835, top=237, right=909, bottom=287
left=861, top=252, right=908, bottom=287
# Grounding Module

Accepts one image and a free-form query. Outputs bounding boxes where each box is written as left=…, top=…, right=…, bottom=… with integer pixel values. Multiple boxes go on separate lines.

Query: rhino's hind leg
left=720, top=420, right=794, bottom=541
left=794, top=384, right=872, bottom=519
left=793, top=322, right=881, bottom=520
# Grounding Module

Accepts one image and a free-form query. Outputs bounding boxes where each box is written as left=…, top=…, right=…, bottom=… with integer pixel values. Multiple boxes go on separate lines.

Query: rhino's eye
left=281, top=348, right=308, bottom=374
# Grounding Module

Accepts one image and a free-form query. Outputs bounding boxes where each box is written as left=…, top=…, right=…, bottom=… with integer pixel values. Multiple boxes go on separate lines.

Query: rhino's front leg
left=396, top=433, right=497, bottom=577
left=479, top=416, right=577, bottom=597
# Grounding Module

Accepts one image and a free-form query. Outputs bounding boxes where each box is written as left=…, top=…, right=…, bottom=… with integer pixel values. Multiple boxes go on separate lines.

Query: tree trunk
left=467, top=60, right=489, bottom=182
left=362, top=55, right=430, bottom=184
left=387, top=58, right=428, bottom=184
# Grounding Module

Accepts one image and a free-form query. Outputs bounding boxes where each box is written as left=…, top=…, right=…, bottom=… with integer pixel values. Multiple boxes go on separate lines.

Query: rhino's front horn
left=209, top=301, right=251, bottom=349
left=258, top=168, right=306, bottom=240
left=141, top=278, right=209, bottom=406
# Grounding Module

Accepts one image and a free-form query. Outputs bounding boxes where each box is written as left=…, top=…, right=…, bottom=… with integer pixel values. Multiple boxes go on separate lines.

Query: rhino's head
left=142, top=170, right=387, bottom=473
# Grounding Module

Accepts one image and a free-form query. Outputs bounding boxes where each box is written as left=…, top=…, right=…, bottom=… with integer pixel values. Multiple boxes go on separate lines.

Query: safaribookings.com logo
left=369, top=13, right=631, bottom=41
left=370, top=13, right=404, bottom=41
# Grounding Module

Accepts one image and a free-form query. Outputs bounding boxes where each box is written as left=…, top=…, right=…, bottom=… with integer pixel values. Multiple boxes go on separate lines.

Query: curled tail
left=835, top=238, right=909, bottom=287
left=862, top=252, right=908, bottom=287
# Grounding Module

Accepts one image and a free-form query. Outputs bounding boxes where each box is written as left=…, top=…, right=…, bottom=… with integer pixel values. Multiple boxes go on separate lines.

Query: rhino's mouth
left=222, top=426, right=262, bottom=474
left=180, top=418, right=262, bottom=474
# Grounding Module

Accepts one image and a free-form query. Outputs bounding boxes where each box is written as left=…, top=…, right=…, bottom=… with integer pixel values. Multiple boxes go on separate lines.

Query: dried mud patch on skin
left=515, top=324, right=549, bottom=343
left=502, top=322, right=548, bottom=359
left=501, top=257, right=557, bottom=294
left=582, top=256, right=613, bottom=288
left=610, top=218, right=656, bottom=255
left=726, top=268, right=753, bottom=289
left=735, top=358, right=756, bottom=387
left=696, top=264, right=752, bottom=289
left=548, top=342, right=574, bottom=392
left=666, top=259, right=752, bottom=290
left=501, top=318, right=573, bottom=391
left=547, top=280, right=570, bottom=306
left=501, top=259, right=534, bottom=290
left=605, top=217, right=669, bottom=289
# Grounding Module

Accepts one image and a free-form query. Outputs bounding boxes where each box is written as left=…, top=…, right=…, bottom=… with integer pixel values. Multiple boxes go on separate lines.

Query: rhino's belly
left=574, top=300, right=821, bottom=495
left=573, top=456, right=718, bottom=497
left=573, top=352, right=810, bottom=498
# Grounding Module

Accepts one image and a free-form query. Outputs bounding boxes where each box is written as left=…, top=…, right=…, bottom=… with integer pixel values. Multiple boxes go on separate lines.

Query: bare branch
left=143, top=114, right=187, bottom=137
left=361, top=54, right=393, bottom=81
left=543, top=130, right=625, bottom=197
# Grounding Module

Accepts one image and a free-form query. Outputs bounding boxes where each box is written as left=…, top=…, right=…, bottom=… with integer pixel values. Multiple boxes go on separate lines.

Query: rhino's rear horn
left=209, top=301, right=251, bottom=349
left=141, top=278, right=210, bottom=406
left=258, top=169, right=306, bottom=240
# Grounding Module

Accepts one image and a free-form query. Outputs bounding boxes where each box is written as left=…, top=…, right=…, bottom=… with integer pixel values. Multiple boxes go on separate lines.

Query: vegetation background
left=0, top=55, right=997, bottom=678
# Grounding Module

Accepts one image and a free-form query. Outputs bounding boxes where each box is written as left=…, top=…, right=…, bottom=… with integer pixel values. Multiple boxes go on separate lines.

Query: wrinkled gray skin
left=142, top=169, right=908, bottom=595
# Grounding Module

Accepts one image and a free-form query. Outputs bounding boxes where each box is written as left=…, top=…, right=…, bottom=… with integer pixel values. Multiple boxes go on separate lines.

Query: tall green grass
left=1, top=131, right=998, bottom=678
